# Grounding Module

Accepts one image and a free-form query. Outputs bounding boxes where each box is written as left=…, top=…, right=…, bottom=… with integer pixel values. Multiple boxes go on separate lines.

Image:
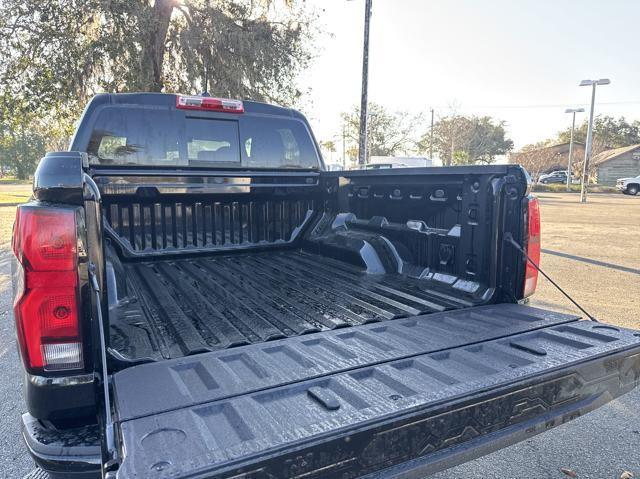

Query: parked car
left=538, top=170, right=567, bottom=184
left=13, top=93, right=640, bottom=479
left=616, top=175, right=640, bottom=195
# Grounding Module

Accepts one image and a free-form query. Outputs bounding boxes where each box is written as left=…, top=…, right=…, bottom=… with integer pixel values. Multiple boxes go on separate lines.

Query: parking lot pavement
left=0, top=193, right=638, bottom=478
left=0, top=249, right=34, bottom=478
left=529, top=193, right=640, bottom=331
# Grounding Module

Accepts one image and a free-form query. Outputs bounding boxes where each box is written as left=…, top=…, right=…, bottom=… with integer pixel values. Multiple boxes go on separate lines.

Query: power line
left=430, top=100, right=640, bottom=111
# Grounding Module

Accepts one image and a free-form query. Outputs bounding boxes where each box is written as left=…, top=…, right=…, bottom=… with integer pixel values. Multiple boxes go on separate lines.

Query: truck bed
left=109, top=250, right=481, bottom=361
left=22, top=98, right=640, bottom=479
left=112, top=304, right=640, bottom=478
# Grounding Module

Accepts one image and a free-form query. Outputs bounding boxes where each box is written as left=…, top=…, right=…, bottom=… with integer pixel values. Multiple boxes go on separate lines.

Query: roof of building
left=592, top=144, right=640, bottom=166
left=510, top=141, right=585, bottom=158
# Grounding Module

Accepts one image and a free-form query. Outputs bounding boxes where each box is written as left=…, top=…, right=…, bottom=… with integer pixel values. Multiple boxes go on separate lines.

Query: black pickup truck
left=12, top=93, right=640, bottom=479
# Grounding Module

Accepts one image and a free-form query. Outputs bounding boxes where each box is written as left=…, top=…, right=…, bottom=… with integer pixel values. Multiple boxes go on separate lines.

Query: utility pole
left=579, top=78, right=610, bottom=203
left=357, top=0, right=372, bottom=166
left=564, top=108, right=584, bottom=192
left=342, top=124, right=347, bottom=169
left=429, top=108, right=434, bottom=160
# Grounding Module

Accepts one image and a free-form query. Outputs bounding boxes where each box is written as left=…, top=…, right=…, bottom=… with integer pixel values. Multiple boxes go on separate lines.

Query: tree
left=419, top=114, right=513, bottom=166
left=340, top=103, right=422, bottom=165
left=1, top=1, right=315, bottom=108
left=512, top=115, right=640, bottom=181
left=319, top=140, right=336, bottom=163
left=0, top=0, right=316, bottom=177
left=556, top=115, right=640, bottom=152
left=0, top=116, right=46, bottom=179
left=510, top=143, right=569, bottom=181
left=419, top=115, right=467, bottom=167
left=464, top=116, right=514, bottom=164
left=320, top=140, right=336, bottom=151
left=163, top=0, right=314, bottom=105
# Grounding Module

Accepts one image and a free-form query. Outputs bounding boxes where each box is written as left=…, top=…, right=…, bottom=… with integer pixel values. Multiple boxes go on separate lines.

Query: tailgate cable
left=504, top=233, right=598, bottom=322
left=89, top=263, right=120, bottom=474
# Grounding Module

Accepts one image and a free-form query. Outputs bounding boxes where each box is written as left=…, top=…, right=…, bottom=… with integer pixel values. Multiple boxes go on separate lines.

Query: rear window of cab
left=86, top=106, right=320, bottom=169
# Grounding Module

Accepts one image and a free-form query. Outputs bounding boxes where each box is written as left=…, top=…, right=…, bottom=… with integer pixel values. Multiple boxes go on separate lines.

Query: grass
left=0, top=206, right=16, bottom=247
left=0, top=184, right=30, bottom=244
left=0, top=192, right=31, bottom=205
left=0, top=176, right=30, bottom=185
left=0, top=182, right=32, bottom=206
left=531, top=183, right=618, bottom=193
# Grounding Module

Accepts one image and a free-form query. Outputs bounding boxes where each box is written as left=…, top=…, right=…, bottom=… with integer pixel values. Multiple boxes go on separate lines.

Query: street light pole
left=429, top=108, right=434, bottom=160
left=357, top=0, right=372, bottom=166
left=579, top=78, right=610, bottom=203
left=564, top=107, right=584, bottom=192
left=342, top=124, right=347, bottom=169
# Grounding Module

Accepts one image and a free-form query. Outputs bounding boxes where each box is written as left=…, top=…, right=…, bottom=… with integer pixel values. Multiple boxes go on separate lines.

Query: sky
left=298, top=0, right=640, bottom=157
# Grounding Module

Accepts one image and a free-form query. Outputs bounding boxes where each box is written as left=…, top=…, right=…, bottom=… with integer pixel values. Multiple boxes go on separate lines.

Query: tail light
left=12, top=206, right=83, bottom=373
left=176, top=95, right=244, bottom=113
left=523, top=196, right=541, bottom=298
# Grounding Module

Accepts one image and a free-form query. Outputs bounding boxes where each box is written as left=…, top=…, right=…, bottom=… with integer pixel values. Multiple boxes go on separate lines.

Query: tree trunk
left=141, top=0, right=175, bottom=92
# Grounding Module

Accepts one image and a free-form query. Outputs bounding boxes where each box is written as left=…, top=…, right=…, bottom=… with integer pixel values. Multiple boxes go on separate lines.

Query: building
left=592, top=144, right=640, bottom=185
left=368, top=156, right=433, bottom=168
left=509, top=142, right=585, bottom=180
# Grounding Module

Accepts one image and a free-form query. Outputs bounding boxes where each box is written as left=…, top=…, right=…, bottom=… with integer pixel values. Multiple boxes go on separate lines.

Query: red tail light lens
left=13, top=207, right=77, bottom=270
left=176, top=95, right=244, bottom=113
left=12, top=206, right=83, bottom=373
left=523, top=196, right=541, bottom=298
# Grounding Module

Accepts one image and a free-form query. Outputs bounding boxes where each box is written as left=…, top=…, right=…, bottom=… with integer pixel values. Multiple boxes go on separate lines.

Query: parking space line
left=541, top=249, right=640, bottom=276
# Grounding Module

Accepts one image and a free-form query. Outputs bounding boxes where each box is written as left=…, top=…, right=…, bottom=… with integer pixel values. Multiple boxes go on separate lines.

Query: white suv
left=616, top=175, right=640, bottom=195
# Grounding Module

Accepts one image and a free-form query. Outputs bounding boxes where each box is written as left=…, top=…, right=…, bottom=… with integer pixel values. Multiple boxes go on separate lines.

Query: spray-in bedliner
left=109, top=250, right=483, bottom=361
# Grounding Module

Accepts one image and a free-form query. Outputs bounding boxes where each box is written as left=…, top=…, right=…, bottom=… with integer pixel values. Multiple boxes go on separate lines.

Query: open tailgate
left=110, top=304, right=640, bottom=478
